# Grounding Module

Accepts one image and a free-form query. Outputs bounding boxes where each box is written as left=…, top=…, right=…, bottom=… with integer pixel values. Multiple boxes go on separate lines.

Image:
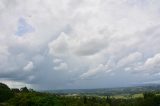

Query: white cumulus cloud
left=23, top=61, right=34, bottom=72
left=1, top=0, right=160, bottom=89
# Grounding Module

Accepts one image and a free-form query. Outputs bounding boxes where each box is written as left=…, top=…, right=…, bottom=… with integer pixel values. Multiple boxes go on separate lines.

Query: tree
left=0, top=82, right=13, bottom=102
left=143, top=92, right=155, bottom=99
left=11, top=88, right=20, bottom=93
left=83, top=96, right=87, bottom=104
left=106, top=95, right=111, bottom=104
left=20, top=87, right=29, bottom=93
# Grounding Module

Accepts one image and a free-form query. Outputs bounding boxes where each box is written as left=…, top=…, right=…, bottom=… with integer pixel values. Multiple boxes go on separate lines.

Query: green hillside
left=1, top=82, right=160, bottom=106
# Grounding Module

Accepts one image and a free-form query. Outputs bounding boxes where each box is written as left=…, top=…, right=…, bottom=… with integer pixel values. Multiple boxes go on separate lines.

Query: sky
left=0, top=0, right=160, bottom=90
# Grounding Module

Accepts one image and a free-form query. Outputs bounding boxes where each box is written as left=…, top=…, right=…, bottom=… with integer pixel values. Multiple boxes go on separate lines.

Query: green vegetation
left=1, top=82, right=160, bottom=106
left=0, top=83, right=13, bottom=102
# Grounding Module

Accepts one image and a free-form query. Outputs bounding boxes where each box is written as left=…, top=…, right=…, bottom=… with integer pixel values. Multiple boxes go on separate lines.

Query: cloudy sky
left=0, top=0, right=160, bottom=90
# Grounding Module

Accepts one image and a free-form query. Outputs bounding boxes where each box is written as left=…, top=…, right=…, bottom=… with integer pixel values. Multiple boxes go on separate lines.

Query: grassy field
left=111, top=93, right=143, bottom=99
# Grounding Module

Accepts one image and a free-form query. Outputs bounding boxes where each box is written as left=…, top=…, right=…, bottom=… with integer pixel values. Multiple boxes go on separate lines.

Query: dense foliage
left=0, top=83, right=13, bottom=102
left=1, top=82, right=160, bottom=106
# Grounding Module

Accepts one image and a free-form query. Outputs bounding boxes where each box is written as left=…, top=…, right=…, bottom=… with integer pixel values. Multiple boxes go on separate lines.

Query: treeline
left=58, top=93, right=160, bottom=106
left=1, top=82, right=160, bottom=106
left=0, top=82, right=62, bottom=106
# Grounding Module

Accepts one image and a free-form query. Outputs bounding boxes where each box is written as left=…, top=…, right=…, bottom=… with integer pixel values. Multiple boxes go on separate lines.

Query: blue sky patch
left=15, top=18, right=35, bottom=36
